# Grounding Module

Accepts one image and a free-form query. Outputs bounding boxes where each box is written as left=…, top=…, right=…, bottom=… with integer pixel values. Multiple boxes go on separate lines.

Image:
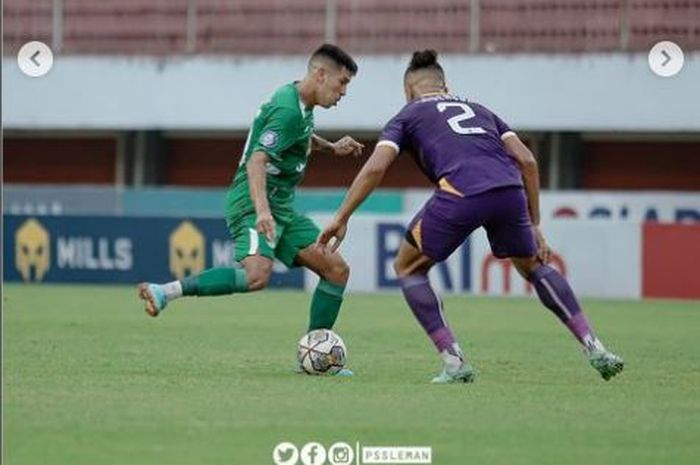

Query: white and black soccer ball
left=297, top=329, right=347, bottom=375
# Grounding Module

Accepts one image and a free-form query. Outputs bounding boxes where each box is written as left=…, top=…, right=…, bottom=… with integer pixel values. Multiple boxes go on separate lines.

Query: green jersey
left=226, top=83, right=314, bottom=224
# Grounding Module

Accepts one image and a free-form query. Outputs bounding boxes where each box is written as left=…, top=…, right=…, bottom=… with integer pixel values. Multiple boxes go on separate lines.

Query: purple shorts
left=406, top=186, right=537, bottom=261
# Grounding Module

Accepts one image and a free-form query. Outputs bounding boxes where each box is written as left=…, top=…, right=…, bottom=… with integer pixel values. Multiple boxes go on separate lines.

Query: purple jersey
left=379, top=94, right=522, bottom=197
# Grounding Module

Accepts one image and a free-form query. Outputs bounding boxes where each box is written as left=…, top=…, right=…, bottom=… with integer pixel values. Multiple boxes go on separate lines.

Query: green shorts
left=227, top=211, right=320, bottom=268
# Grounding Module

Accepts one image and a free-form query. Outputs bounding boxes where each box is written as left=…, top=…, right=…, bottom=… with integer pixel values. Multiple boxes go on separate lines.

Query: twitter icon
left=273, top=442, right=299, bottom=465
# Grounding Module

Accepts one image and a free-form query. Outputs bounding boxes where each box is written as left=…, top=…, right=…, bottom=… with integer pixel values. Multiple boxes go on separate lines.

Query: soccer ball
left=297, top=329, right=347, bottom=375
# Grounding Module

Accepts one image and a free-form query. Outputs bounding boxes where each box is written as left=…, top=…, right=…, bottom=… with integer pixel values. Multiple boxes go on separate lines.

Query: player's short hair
left=310, top=44, right=358, bottom=75
left=405, top=49, right=445, bottom=82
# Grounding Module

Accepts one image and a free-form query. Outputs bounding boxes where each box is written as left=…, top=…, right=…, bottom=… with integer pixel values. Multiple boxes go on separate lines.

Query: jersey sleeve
left=377, top=111, right=407, bottom=154
left=250, top=107, right=300, bottom=162
left=492, top=112, right=516, bottom=141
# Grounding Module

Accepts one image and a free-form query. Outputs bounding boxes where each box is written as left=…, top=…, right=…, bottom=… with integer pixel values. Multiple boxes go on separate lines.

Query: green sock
left=180, top=268, right=249, bottom=296
left=308, top=279, right=346, bottom=330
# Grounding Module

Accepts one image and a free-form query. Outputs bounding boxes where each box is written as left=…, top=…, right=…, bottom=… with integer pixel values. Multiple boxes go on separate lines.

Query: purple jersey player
left=318, top=50, right=623, bottom=383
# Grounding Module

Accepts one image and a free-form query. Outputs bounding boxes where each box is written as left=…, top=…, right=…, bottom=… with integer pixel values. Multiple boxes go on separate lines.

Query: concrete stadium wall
left=4, top=54, right=700, bottom=131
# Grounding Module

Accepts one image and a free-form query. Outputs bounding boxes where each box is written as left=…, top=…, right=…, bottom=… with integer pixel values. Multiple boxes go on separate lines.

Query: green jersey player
left=139, top=45, right=362, bottom=374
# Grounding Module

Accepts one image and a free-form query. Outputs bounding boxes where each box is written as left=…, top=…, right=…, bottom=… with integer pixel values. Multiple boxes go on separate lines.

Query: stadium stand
left=334, top=0, right=473, bottom=53
left=4, top=0, right=53, bottom=48
left=195, top=0, right=326, bottom=54
left=480, top=0, right=623, bottom=52
left=61, top=0, right=189, bottom=54
left=4, top=0, right=699, bottom=54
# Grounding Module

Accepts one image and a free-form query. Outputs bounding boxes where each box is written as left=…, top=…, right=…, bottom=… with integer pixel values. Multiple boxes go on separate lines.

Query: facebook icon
left=300, top=442, right=327, bottom=465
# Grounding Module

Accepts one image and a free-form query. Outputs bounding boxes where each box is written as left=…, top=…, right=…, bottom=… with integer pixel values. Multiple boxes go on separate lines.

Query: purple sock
left=399, top=274, right=456, bottom=353
left=529, top=265, right=593, bottom=344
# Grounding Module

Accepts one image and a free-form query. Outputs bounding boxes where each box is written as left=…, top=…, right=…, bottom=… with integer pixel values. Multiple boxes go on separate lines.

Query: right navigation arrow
left=661, top=50, right=672, bottom=67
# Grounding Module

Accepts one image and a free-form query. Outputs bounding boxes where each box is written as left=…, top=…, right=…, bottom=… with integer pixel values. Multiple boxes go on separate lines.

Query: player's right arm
left=317, top=143, right=398, bottom=252
left=246, top=151, right=276, bottom=242
left=502, top=134, right=550, bottom=262
left=244, top=103, right=300, bottom=243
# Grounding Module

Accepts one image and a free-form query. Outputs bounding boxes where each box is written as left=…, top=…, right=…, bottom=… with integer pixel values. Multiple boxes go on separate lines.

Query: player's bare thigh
left=296, top=245, right=350, bottom=285
left=240, top=254, right=274, bottom=291
left=393, top=238, right=435, bottom=277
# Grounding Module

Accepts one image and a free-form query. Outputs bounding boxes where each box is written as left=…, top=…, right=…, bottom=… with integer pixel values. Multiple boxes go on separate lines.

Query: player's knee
left=393, top=257, right=415, bottom=277
left=324, top=255, right=350, bottom=284
left=247, top=270, right=271, bottom=291
left=244, top=262, right=273, bottom=291
left=511, top=256, right=539, bottom=279
left=393, top=257, right=428, bottom=277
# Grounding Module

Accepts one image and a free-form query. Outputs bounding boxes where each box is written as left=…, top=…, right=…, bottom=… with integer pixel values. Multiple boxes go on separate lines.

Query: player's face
left=317, top=65, right=353, bottom=108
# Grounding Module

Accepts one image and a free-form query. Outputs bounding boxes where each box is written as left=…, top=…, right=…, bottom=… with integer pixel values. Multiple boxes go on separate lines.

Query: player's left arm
left=317, top=144, right=398, bottom=252
left=503, top=134, right=550, bottom=262
left=312, top=134, right=364, bottom=157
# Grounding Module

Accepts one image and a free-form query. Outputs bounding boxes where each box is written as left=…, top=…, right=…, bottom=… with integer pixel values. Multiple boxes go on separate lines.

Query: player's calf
left=513, top=258, right=624, bottom=380
left=295, top=246, right=350, bottom=331
left=137, top=266, right=255, bottom=317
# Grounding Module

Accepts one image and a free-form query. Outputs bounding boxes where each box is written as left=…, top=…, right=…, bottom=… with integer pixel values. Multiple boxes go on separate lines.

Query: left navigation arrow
left=18, top=41, right=54, bottom=77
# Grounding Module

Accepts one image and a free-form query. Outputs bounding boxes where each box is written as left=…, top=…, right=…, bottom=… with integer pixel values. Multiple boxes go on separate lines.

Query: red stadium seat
left=3, top=0, right=699, bottom=54
left=336, top=0, right=471, bottom=53
left=4, top=0, right=53, bottom=53
left=626, top=0, right=700, bottom=50
left=62, top=0, right=188, bottom=54
left=480, top=0, right=622, bottom=53
left=195, top=0, right=325, bottom=54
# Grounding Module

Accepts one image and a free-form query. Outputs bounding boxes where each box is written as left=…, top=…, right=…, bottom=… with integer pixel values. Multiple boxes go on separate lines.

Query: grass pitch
left=3, top=284, right=699, bottom=465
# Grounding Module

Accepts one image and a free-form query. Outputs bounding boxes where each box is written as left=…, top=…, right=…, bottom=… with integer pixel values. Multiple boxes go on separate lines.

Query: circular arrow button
left=648, top=41, right=684, bottom=77
left=18, top=41, right=54, bottom=77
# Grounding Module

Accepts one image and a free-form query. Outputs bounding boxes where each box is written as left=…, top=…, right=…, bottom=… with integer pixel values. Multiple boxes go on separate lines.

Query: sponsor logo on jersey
left=265, top=162, right=281, bottom=175
left=169, top=221, right=205, bottom=279
left=16, top=218, right=50, bottom=282
left=260, top=130, right=278, bottom=148
left=296, top=162, right=307, bottom=172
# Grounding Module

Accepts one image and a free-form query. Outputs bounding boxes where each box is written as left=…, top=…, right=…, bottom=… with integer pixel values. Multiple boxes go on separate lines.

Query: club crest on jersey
left=260, top=130, right=278, bottom=148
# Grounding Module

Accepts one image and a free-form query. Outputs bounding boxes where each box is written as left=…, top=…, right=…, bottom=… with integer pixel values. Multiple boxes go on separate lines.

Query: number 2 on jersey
left=436, top=102, right=486, bottom=135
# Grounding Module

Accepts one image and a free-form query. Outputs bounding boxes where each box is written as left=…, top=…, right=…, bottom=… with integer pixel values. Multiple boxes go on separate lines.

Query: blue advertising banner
left=3, top=215, right=304, bottom=288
